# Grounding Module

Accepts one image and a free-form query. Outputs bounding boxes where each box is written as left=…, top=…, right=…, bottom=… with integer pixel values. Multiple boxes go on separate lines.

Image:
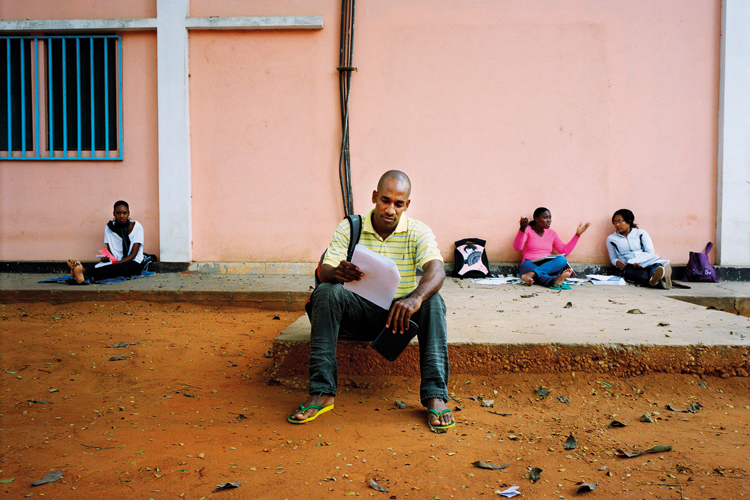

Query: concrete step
left=270, top=281, right=750, bottom=386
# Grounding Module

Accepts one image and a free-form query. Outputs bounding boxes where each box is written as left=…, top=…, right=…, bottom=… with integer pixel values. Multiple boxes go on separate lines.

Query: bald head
left=377, top=170, right=411, bottom=196
left=371, top=170, right=412, bottom=239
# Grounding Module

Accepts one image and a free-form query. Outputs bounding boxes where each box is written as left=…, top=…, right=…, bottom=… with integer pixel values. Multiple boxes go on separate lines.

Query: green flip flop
left=287, top=403, right=334, bottom=424
left=428, top=408, right=456, bottom=430
left=550, top=283, right=571, bottom=290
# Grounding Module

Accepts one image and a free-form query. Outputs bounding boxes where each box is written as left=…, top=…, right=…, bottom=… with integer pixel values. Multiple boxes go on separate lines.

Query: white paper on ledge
left=343, top=244, right=401, bottom=310
left=586, top=275, right=626, bottom=285
left=470, top=276, right=522, bottom=285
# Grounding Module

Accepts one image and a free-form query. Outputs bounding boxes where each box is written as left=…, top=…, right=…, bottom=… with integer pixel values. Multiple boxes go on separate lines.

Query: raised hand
left=576, top=222, right=591, bottom=236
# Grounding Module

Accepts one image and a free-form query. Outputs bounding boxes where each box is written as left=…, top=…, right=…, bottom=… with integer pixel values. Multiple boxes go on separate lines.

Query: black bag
left=453, top=238, right=490, bottom=278
left=305, top=215, right=362, bottom=317
left=141, top=253, right=158, bottom=272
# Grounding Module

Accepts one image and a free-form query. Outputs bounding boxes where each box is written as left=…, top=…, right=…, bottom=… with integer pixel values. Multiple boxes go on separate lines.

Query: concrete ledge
left=671, top=296, right=750, bottom=317
left=269, top=285, right=750, bottom=386
left=270, top=338, right=750, bottom=389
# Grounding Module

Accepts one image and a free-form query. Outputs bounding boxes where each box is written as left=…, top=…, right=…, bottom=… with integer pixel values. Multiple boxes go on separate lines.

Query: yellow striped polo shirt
left=322, top=209, right=443, bottom=299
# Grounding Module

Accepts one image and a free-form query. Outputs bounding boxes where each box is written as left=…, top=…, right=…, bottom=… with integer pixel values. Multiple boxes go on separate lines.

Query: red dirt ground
left=1, top=302, right=748, bottom=500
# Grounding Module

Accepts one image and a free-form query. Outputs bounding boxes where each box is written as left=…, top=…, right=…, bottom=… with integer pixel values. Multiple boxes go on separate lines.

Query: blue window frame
left=1, top=35, right=123, bottom=160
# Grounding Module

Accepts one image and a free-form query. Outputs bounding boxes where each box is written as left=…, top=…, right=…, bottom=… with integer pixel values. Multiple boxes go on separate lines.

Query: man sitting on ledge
left=288, top=170, right=454, bottom=430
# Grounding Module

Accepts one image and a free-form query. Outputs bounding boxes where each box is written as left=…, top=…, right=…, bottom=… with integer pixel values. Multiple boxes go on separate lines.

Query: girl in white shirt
left=606, top=209, right=671, bottom=289
left=69, top=200, right=145, bottom=283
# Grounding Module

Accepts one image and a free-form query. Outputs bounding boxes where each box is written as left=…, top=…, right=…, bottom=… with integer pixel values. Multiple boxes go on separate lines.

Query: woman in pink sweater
left=513, top=207, right=590, bottom=289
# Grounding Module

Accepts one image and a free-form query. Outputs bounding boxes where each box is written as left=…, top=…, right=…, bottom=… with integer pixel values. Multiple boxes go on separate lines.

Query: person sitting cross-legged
left=68, top=200, right=146, bottom=284
left=513, top=207, right=590, bottom=289
left=288, top=170, right=454, bottom=430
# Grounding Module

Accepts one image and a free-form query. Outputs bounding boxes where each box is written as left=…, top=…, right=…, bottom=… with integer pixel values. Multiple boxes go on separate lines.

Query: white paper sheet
left=564, top=277, right=589, bottom=283
left=470, top=276, right=523, bottom=285
left=343, top=244, right=401, bottom=310
left=497, top=486, right=521, bottom=497
left=627, top=251, right=661, bottom=267
left=586, top=274, right=626, bottom=285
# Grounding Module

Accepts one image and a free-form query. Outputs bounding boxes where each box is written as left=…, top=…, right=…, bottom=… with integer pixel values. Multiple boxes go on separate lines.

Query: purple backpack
left=683, top=242, right=718, bottom=283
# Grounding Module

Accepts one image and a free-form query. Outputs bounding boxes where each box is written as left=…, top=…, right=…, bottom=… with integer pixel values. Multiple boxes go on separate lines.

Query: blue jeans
left=519, top=255, right=568, bottom=287
left=308, top=283, right=449, bottom=405
left=622, top=263, right=661, bottom=287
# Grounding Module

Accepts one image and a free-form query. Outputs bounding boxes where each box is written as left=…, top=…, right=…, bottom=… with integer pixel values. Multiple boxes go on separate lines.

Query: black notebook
left=370, top=320, right=419, bottom=362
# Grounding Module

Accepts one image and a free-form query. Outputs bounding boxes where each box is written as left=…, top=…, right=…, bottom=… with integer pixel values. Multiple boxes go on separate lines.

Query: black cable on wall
left=337, top=0, right=356, bottom=216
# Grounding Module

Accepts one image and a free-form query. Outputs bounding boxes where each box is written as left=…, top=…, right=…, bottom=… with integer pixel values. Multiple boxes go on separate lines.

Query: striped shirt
left=322, top=209, right=443, bottom=299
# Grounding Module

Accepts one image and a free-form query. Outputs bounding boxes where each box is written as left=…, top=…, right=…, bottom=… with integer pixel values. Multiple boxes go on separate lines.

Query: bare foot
left=289, top=394, right=335, bottom=422
left=425, top=398, right=454, bottom=427
left=521, top=272, right=535, bottom=286
left=552, top=269, right=573, bottom=286
left=72, top=262, right=86, bottom=284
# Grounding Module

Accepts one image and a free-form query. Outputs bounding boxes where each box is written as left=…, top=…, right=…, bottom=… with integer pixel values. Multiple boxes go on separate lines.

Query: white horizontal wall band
left=186, top=16, right=323, bottom=30
left=0, top=16, right=323, bottom=32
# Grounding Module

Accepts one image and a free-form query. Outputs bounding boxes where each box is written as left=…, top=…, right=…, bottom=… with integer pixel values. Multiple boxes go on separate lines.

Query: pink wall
left=191, top=0, right=324, bottom=18
left=189, top=1, right=344, bottom=262
left=0, top=1, right=155, bottom=20
left=1, top=1, right=720, bottom=265
left=189, top=0, right=720, bottom=264
left=0, top=33, right=160, bottom=261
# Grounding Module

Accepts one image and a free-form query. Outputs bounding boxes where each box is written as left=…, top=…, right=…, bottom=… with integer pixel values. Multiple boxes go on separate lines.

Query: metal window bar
left=20, top=38, right=26, bottom=155
left=5, top=40, right=10, bottom=154
left=1, top=35, right=123, bottom=160
left=104, top=37, right=109, bottom=158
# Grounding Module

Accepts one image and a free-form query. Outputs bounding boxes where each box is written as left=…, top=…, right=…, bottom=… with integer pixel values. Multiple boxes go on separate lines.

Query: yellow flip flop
left=287, top=403, right=334, bottom=424
left=428, top=408, right=456, bottom=430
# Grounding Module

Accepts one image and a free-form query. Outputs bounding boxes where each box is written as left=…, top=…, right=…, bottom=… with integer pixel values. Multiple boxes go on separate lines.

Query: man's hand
left=334, top=261, right=363, bottom=283
left=384, top=259, right=446, bottom=334
left=386, top=295, right=422, bottom=334
left=616, top=260, right=626, bottom=271
left=320, top=261, right=363, bottom=284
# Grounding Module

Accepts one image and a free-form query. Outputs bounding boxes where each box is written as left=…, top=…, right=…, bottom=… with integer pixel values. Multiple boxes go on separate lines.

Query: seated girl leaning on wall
left=68, top=200, right=147, bottom=284
left=606, top=209, right=672, bottom=289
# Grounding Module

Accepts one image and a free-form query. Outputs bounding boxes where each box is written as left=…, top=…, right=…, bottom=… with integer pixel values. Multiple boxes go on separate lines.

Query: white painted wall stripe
left=156, top=0, right=192, bottom=263
left=0, top=16, right=322, bottom=32
left=186, top=16, right=323, bottom=30
left=717, top=0, right=750, bottom=265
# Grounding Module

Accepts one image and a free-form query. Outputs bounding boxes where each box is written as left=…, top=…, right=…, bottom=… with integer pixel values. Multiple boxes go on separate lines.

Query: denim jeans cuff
left=308, top=386, right=337, bottom=397
left=420, top=393, right=450, bottom=406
